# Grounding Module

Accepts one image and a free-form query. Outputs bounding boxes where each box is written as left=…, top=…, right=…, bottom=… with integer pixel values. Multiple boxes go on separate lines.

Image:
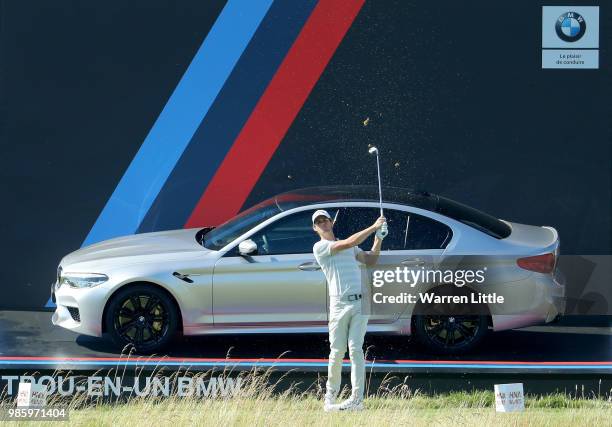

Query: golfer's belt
left=330, top=293, right=363, bottom=302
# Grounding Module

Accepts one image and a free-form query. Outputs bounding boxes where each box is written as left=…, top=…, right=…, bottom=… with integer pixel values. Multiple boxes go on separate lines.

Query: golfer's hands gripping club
left=373, top=216, right=388, bottom=239
left=376, top=223, right=388, bottom=239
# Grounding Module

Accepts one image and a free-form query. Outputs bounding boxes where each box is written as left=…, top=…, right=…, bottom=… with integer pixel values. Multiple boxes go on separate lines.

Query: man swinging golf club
left=312, top=210, right=387, bottom=411
left=313, top=144, right=389, bottom=412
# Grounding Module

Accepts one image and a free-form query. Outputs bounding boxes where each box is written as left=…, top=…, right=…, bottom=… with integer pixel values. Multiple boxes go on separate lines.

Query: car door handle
left=401, top=258, right=425, bottom=266
left=298, top=262, right=321, bottom=271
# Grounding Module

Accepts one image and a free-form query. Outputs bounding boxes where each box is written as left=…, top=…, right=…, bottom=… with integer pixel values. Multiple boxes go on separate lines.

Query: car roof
left=274, top=185, right=438, bottom=211
left=270, top=185, right=511, bottom=239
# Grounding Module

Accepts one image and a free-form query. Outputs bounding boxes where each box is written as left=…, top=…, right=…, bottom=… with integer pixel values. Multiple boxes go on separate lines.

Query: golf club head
left=368, top=146, right=378, bottom=155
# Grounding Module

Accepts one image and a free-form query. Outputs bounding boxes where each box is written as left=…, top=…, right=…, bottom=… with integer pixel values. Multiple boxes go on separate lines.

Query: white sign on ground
left=16, top=382, right=47, bottom=407
left=494, top=383, right=525, bottom=412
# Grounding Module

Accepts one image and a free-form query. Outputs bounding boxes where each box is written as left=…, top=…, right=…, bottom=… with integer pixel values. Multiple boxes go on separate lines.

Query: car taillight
left=517, top=253, right=555, bottom=273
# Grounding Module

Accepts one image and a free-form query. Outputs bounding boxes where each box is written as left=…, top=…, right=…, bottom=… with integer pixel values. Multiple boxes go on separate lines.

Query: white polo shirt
left=313, top=239, right=364, bottom=298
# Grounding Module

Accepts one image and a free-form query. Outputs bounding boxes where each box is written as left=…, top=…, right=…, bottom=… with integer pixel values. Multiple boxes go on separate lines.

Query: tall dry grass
left=0, top=351, right=609, bottom=426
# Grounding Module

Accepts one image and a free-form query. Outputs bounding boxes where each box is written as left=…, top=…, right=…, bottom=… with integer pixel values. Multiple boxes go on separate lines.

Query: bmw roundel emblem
left=555, top=11, right=586, bottom=42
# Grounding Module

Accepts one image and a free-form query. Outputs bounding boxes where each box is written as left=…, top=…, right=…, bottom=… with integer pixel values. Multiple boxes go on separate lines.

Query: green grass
left=55, top=395, right=612, bottom=427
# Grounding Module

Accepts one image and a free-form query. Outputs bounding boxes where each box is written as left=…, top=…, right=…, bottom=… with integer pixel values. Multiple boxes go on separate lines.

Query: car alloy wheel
left=414, top=313, right=488, bottom=354
left=105, top=285, right=178, bottom=353
left=422, top=315, right=481, bottom=348
left=413, top=284, right=489, bottom=354
left=114, top=295, right=168, bottom=346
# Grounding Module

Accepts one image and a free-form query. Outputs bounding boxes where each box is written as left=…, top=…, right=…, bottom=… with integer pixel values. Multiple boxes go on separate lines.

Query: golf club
left=369, top=146, right=388, bottom=239
left=368, top=146, right=383, bottom=216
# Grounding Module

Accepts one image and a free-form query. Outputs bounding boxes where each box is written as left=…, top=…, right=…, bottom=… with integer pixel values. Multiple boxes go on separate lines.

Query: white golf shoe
left=323, top=397, right=339, bottom=412
left=337, top=398, right=364, bottom=411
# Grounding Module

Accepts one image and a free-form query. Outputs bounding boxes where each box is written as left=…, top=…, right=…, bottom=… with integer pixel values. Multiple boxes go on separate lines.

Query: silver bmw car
left=51, top=186, right=565, bottom=354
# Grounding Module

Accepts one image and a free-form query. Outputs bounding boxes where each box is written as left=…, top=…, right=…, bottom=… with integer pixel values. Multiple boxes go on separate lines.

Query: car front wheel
left=104, top=285, right=178, bottom=354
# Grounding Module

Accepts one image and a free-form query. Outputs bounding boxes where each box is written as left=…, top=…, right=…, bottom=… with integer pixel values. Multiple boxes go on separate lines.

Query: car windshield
left=200, top=200, right=282, bottom=251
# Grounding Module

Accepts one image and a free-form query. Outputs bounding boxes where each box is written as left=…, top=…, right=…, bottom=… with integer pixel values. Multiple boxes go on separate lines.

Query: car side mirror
left=238, top=239, right=257, bottom=256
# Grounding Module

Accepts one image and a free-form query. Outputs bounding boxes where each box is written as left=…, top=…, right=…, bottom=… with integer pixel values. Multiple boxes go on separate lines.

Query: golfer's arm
left=330, top=225, right=376, bottom=254
left=362, top=236, right=383, bottom=266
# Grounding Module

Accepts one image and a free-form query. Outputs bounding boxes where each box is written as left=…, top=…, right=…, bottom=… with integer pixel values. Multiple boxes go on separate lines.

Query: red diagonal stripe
left=185, top=0, right=365, bottom=227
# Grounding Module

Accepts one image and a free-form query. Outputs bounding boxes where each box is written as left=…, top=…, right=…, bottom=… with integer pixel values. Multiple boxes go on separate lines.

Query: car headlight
left=60, top=273, right=108, bottom=289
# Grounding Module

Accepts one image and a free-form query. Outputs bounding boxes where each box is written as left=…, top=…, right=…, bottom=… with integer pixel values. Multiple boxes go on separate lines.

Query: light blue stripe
left=82, top=0, right=273, bottom=247
left=1, top=361, right=610, bottom=369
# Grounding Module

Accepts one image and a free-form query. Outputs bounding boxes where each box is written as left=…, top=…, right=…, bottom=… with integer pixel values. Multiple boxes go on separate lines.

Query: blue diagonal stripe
left=137, top=0, right=318, bottom=233
left=82, top=0, right=273, bottom=247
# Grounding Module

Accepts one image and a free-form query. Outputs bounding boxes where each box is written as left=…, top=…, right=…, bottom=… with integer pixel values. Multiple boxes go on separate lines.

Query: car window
left=405, top=214, right=452, bottom=250
left=335, top=207, right=452, bottom=250
left=436, top=196, right=510, bottom=239
left=335, top=207, right=407, bottom=250
left=249, top=210, right=326, bottom=255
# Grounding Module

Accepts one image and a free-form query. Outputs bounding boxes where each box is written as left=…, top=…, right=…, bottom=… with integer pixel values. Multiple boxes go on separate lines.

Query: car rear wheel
left=413, top=314, right=488, bottom=354
left=105, top=285, right=178, bottom=354
left=412, top=285, right=489, bottom=354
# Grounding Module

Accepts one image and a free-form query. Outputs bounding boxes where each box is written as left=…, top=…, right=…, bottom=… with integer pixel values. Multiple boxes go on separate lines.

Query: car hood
left=61, top=228, right=213, bottom=266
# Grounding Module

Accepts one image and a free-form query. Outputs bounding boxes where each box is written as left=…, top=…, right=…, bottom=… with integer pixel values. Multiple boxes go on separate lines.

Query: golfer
left=312, top=209, right=387, bottom=411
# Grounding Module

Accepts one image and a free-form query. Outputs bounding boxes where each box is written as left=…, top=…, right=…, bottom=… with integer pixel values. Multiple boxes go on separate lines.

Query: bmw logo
left=555, top=11, right=586, bottom=42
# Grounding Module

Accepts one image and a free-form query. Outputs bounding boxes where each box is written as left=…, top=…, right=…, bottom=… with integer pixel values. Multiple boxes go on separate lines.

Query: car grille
left=67, top=306, right=80, bottom=322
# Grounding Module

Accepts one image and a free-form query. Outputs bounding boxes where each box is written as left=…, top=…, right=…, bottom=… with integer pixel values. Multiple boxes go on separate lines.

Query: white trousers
left=326, top=297, right=369, bottom=401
